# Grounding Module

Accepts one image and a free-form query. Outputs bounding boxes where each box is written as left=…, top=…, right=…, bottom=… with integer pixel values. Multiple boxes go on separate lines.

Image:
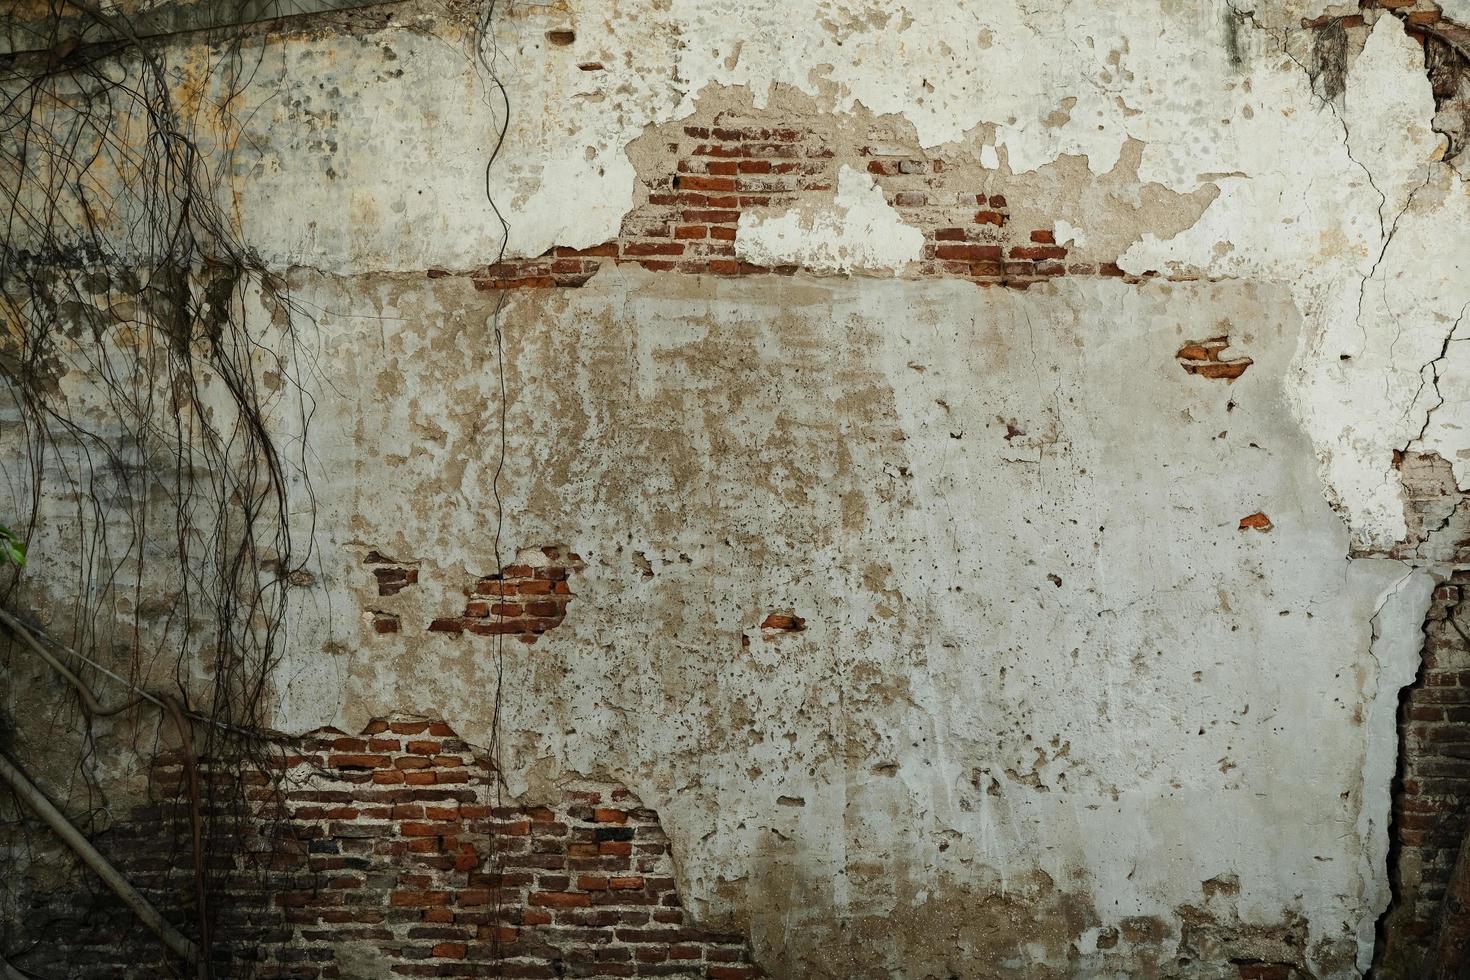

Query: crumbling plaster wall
left=5, top=0, right=1470, bottom=977
left=225, top=0, right=1470, bottom=554
left=270, top=267, right=1434, bottom=977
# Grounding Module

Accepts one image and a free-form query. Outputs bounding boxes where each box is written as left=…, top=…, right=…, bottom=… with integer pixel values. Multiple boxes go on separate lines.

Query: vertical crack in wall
left=1403, top=304, right=1467, bottom=451
left=1228, top=2, right=1389, bottom=241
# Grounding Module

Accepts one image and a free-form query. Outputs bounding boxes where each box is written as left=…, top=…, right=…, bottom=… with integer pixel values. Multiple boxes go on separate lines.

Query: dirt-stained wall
left=4, top=1, right=1470, bottom=977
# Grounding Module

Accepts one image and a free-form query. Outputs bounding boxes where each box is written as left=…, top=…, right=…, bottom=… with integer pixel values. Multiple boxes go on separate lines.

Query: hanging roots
left=0, top=0, right=319, bottom=970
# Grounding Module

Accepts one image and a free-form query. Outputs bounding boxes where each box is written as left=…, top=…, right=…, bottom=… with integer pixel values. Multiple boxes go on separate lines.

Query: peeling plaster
left=4, top=1, right=1469, bottom=975
left=1052, top=218, right=1087, bottom=249
left=733, top=166, right=923, bottom=274
left=240, top=268, right=1401, bottom=976
left=1354, top=566, right=1435, bottom=973
left=77, top=1, right=1345, bottom=266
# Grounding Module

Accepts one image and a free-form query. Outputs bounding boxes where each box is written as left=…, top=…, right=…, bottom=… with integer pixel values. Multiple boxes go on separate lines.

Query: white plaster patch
left=226, top=21, right=678, bottom=266
left=1354, top=565, right=1436, bottom=972
left=1290, top=15, right=1449, bottom=551
left=1343, top=14, right=1443, bottom=231
left=1123, top=14, right=1459, bottom=552
left=1441, top=0, right=1470, bottom=25
left=1052, top=218, right=1087, bottom=249
left=1291, top=184, right=1470, bottom=552
left=733, top=166, right=923, bottom=274
left=1118, top=51, right=1373, bottom=284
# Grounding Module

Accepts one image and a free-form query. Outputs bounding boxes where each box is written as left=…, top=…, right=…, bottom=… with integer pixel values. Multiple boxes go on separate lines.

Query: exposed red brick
left=1177, top=336, right=1252, bottom=382
left=390, top=890, right=452, bottom=907
left=1237, top=512, right=1273, bottom=532
left=40, top=716, right=763, bottom=975
left=935, top=243, right=1002, bottom=262
left=1010, top=245, right=1067, bottom=260
left=530, top=891, right=591, bottom=908
left=1383, top=575, right=1470, bottom=969
left=677, top=175, right=736, bottom=191
left=623, top=242, right=685, bottom=257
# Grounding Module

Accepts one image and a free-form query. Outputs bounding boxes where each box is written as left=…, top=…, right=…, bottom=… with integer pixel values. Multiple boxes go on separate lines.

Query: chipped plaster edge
left=733, top=165, right=924, bottom=275
left=1354, top=560, right=1437, bottom=972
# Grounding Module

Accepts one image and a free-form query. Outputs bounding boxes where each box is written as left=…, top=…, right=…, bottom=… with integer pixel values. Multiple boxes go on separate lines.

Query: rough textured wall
left=261, top=268, right=1427, bottom=980
left=15, top=718, right=763, bottom=979
left=1380, top=572, right=1470, bottom=974
left=3, top=0, right=1470, bottom=978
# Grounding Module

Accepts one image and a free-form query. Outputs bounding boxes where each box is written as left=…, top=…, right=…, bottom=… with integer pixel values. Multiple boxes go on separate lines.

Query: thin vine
left=469, top=0, right=512, bottom=971
left=0, top=0, right=320, bottom=973
left=0, top=0, right=516, bottom=974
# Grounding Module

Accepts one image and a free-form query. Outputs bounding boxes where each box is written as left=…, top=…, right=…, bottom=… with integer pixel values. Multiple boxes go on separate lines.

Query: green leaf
left=0, top=524, right=24, bottom=568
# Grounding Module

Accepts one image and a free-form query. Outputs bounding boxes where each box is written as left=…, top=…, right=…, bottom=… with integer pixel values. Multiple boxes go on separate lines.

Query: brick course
left=460, top=111, right=1140, bottom=291
left=8, top=718, right=762, bottom=979
left=1380, top=572, right=1470, bottom=975
left=427, top=547, right=585, bottom=644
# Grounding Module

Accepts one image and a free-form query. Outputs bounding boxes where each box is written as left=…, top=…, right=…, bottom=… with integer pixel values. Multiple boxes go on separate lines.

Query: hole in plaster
left=1238, top=512, right=1273, bottom=532
left=429, top=546, right=585, bottom=644
left=760, top=612, right=806, bottom=634
left=365, top=551, right=420, bottom=596
left=1177, top=337, right=1253, bottom=381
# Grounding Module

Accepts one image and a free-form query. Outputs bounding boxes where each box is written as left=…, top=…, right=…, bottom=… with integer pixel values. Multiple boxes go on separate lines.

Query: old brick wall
left=3, top=0, right=1470, bottom=976
left=1379, top=572, right=1470, bottom=976
left=456, top=0, right=1465, bottom=299
left=5, top=718, right=761, bottom=980
left=466, top=108, right=1125, bottom=291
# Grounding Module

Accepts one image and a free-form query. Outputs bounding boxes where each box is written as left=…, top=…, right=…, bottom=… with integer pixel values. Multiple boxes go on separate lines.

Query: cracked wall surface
left=4, top=0, right=1470, bottom=977
left=10, top=716, right=765, bottom=978
left=260, top=267, right=1430, bottom=979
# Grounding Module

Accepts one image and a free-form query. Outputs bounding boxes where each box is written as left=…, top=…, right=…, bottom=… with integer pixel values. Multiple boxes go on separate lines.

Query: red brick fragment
left=1238, top=512, right=1273, bottom=532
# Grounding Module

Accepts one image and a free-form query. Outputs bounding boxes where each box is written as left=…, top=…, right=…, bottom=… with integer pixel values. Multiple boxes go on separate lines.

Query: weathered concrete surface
left=5, top=0, right=1470, bottom=975
left=206, top=0, right=1467, bottom=553
left=253, top=267, right=1412, bottom=976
